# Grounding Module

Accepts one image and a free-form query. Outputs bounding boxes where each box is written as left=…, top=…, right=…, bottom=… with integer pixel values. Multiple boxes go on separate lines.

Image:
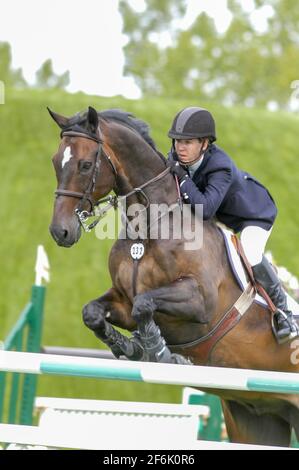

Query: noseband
left=55, top=129, right=175, bottom=232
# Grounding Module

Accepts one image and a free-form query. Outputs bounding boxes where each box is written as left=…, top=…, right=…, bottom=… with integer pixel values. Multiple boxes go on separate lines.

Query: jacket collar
left=192, top=145, right=214, bottom=178
left=168, top=143, right=215, bottom=177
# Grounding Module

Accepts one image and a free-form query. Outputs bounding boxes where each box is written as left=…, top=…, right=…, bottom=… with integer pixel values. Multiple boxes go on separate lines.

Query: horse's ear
left=87, top=106, right=99, bottom=133
left=47, top=107, right=69, bottom=129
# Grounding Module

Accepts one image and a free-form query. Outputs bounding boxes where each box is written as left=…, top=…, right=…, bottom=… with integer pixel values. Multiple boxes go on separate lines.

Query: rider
left=167, top=106, right=299, bottom=344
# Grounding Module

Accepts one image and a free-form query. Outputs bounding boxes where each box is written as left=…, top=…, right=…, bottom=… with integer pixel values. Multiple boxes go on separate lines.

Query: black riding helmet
left=168, top=107, right=216, bottom=142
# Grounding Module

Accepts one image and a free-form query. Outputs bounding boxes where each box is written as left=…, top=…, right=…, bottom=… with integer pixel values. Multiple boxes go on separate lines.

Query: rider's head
left=168, top=107, right=216, bottom=165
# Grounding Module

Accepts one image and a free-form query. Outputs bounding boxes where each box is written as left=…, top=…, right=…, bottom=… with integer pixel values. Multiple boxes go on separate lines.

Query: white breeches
left=240, top=225, right=273, bottom=267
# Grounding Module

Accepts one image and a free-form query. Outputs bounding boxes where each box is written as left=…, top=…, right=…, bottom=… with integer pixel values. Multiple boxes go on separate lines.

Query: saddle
left=170, top=229, right=298, bottom=362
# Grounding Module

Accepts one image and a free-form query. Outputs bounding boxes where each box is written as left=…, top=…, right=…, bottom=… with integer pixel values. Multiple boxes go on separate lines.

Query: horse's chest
left=115, top=248, right=171, bottom=299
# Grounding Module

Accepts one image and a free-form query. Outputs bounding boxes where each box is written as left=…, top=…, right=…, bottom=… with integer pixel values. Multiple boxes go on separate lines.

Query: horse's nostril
left=49, top=224, right=71, bottom=244
left=49, top=221, right=81, bottom=247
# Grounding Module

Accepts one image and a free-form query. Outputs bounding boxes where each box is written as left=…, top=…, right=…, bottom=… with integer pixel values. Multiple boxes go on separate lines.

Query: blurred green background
left=1, top=87, right=299, bottom=402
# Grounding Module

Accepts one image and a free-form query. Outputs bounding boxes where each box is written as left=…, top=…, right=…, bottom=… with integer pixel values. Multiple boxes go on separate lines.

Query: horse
left=48, top=106, right=299, bottom=447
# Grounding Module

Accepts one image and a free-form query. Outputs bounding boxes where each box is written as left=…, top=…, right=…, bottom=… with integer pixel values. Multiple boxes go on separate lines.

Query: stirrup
left=271, top=309, right=299, bottom=344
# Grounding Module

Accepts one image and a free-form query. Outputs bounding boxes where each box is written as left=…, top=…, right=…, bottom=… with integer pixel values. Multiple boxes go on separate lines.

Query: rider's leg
left=241, top=225, right=299, bottom=343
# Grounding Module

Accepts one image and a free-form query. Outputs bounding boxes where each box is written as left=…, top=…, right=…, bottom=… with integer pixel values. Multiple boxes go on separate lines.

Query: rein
left=55, top=130, right=177, bottom=232
left=88, top=166, right=174, bottom=233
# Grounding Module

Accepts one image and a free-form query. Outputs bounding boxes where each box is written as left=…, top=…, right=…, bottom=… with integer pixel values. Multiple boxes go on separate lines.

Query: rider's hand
left=168, top=160, right=189, bottom=183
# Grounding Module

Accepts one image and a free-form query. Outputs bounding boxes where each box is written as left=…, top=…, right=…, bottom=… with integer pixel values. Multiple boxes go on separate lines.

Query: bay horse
left=48, top=106, right=299, bottom=447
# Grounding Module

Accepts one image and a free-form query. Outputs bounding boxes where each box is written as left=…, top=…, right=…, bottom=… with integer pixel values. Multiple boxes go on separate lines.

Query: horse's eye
left=79, top=161, right=93, bottom=171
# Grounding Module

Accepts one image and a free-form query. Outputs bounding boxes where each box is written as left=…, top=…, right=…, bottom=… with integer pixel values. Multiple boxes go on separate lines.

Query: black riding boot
left=252, top=256, right=299, bottom=343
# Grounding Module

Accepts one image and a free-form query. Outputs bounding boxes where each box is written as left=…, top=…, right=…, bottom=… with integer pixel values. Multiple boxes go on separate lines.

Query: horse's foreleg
left=132, top=276, right=207, bottom=364
left=222, top=400, right=292, bottom=446
left=82, top=288, right=144, bottom=360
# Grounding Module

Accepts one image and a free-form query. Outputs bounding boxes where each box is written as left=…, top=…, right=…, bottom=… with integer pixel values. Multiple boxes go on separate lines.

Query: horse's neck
left=107, top=126, right=177, bottom=206
left=123, top=155, right=175, bottom=206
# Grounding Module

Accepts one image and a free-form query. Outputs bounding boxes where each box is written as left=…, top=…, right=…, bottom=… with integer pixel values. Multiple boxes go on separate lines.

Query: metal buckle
left=75, top=195, right=118, bottom=233
left=75, top=208, right=93, bottom=232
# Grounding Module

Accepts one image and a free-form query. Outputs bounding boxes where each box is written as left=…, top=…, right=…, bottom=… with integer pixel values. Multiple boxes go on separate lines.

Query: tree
left=35, top=59, right=70, bottom=90
left=0, top=42, right=27, bottom=88
left=119, top=0, right=187, bottom=95
left=119, top=0, right=299, bottom=109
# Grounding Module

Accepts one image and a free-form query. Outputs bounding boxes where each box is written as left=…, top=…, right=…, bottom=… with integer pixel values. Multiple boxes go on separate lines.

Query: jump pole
left=0, top=351, right=299, bottom=394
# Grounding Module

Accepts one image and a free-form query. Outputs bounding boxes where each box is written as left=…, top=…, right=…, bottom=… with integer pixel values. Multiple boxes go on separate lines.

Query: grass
left=1, top=87, right=299, bottom=403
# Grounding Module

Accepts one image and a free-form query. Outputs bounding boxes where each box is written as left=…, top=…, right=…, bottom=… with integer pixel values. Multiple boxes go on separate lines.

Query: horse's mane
left=69, top=108, right=166, bottom=165
left=99, top=109, right=158, bottom=151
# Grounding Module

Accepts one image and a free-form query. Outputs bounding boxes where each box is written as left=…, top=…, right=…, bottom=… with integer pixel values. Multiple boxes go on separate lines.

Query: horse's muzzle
left=49, top=223, right=81, bottom=247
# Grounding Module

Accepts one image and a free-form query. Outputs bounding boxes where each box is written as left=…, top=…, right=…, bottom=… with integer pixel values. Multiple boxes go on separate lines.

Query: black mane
left=99, top=109, right=157, bottom=151
left=69, top=108, right=166, bottom=164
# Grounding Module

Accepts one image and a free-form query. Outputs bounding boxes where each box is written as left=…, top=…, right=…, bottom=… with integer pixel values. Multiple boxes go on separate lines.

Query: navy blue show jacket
left=169, top=144, right=277, bottom=233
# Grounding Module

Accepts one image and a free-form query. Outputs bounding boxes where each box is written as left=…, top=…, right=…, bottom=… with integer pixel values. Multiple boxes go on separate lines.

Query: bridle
left=55, top=129, right=119, bottom=231
left=55, top=129, right=176, bottom=232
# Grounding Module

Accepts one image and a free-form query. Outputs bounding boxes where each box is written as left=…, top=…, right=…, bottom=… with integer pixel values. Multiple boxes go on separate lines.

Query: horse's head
left=48, top=107, right=116, bottom=247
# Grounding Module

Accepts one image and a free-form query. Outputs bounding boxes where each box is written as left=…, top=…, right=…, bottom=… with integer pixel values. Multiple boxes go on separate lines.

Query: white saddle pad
left=219, top=227, right=299, bottom=318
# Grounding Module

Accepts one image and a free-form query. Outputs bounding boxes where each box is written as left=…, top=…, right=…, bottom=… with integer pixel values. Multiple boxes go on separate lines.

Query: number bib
left=130, top=243, right=145, bottom=260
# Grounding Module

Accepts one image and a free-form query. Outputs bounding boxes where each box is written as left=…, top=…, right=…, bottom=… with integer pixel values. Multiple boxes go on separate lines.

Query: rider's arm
left=180, top=166, right=233, bottom=219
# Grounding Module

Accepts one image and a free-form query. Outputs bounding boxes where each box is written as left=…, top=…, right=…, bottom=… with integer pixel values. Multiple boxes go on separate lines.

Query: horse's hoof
left=82, top=301, right=105, bottom=331
left=132, top=295, right=156, bottom=323
left=171, top=353, right=193, bottom=365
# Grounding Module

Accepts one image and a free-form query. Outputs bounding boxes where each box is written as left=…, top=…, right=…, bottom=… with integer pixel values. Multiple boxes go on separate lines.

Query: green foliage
left=120, top=0, right=299, bottom=108
left=119, top=0, right=187, bottom=95
left=0, top=42, right=27, bottom=88
left=0, top=41, right=69, bottom=92
left=35, top=59, right=70, bottom=90
left=1, top=88, right=299, bottom=402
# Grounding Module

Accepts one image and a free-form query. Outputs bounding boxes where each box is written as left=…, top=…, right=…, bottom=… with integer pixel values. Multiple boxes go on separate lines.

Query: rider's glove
left=168, top=160, right=189, bottom=184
